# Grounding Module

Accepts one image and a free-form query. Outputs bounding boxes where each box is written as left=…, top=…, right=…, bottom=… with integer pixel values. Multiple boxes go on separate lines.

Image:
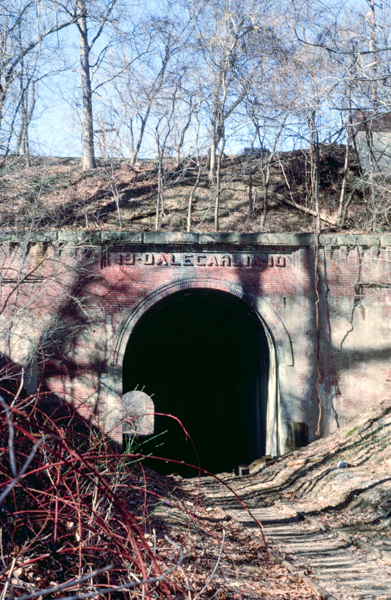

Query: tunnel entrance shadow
left=123, top=289, right=269, bottom=476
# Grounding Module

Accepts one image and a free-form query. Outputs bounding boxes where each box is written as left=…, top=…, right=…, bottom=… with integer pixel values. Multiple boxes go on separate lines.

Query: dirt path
left=165, top=397, right=391, bottom=599
left=198, top=473, right=391, bottom=600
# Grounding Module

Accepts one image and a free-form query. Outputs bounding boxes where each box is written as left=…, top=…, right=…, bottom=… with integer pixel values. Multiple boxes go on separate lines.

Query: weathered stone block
left=250, top=233, right=304, bottom=246
left=144, top=232, right=199, bottom=244
left=122, top=391, right=154, bottom=436
left=101, top=231, right=143, bottom=244
left=58, top=231, right=88, bottom=244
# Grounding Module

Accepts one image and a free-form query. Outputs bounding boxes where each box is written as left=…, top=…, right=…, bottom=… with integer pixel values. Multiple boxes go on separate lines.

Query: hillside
left=190, top=395, right=391, bottom=598
left=245, top=394, right=391, bottom=550
left=0, top=144, right=371, bottom=233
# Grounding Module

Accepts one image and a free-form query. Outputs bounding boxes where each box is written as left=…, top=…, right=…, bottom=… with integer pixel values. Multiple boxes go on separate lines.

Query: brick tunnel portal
left=123, top=289, right=270, bottom=476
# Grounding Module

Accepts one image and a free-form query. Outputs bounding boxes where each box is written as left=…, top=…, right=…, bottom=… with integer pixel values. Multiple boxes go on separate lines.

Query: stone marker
left=122, top=390, right=154, bottom=436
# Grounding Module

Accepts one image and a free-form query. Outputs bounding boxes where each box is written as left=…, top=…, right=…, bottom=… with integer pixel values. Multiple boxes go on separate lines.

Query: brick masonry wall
left=1, top=231, right=390, bottom=454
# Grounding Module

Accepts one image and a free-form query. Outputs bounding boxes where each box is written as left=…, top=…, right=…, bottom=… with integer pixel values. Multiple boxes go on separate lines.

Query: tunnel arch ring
left=111, top=277, right=293, bottom=367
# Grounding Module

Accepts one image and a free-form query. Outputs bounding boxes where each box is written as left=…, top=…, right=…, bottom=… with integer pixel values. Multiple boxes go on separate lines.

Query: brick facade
left=1, top=231, right=390, bottom=456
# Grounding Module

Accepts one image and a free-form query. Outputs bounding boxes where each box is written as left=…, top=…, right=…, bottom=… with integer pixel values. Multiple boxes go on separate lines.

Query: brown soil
left=0, top=392, right=319, bottom=600
left=245, top=395, right=391, bottom=550
left=2, top=365, right=391, bottom=598
left=156, top=395, right=391, bottom=598
left=150, top=484, right=320, bottom=599
left=0, top=145, right=373, bottom=233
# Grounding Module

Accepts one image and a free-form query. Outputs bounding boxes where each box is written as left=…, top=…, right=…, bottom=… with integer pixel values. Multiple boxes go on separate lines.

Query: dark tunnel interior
left=123, top=289, right=270, bottom=476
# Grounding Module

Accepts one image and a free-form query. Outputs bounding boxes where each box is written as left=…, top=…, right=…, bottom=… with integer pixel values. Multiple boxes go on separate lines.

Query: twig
left=10, top=367, right=24, bottom=406
left=195, top=173, right=238, bottom=231
left=0, top=557, right=16, bottom=600
left=194, top=529, right=225, bottom=599
left=128, top=209, right=156, bottom=221
left=41, top=537, right=184, bottom=600
left=0, top=395, right=17, bottom=478
left=17, top=564, right=114, bottom=600
left=0, top=529, right=5, bottom=569
left=0, top=433, right=60, bottom=504
left=177, top=566, right=192, bottom=600
left=275, top=193, right=338, bottom=225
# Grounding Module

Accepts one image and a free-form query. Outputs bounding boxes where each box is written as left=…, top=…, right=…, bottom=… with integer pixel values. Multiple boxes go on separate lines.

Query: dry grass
left=0, top=145, right=369, bottom=233
left=0, top=373, right=320, bottom=600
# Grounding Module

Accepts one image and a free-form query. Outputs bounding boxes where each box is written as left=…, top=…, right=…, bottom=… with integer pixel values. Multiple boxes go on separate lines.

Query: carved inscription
left=101, top=251, right=289, bottom=269
left=115, top=251, right=135, bottom=265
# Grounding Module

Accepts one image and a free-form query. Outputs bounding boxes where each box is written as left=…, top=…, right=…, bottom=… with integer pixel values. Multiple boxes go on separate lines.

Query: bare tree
left=46, top=0, right=123, bottom=169
left=153, top=80, right=182, bottom=230
left=74, top=0, right=119, bottom=169
left=104, top=4, right=192, bottom=166
left=188, top=0, right=282, bottom=183
left=287, top=0, right=391, bottom=230
left=0, top=0, right=75, bottom=160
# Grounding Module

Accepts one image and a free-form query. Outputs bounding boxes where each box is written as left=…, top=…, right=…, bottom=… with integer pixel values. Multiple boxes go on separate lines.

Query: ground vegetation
left=3, top=0, right=391, bottom=231
left=2, top=366, right=391, bottom=597
left=0, top=380, right=321, bottom=599
left=0, top=144, right=368, bottom=233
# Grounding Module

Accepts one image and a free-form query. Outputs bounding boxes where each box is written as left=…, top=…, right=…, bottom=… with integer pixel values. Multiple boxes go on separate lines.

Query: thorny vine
left=0, top=380, right=269, bottom=600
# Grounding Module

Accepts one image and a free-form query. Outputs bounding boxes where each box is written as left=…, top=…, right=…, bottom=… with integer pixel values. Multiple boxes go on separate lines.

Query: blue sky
left=25, top=0, right=378, bottom=158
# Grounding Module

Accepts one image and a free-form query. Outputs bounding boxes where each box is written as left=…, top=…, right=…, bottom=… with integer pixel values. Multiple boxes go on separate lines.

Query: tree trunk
left=155, top=154, right=165, bottom=230
left=261, top=163, right=269, bottom=229
left=209, top=131, right=217, bottom=182
left=187, top=162, right=201, bottom=232
left=338, top=124, right=350, bottom=223
left=175, top=107, right=193, bottom=167
left=0, top=90, right=7, bottom=155
left=209, top=68, right=223, bottom=183
left=187, top=117, right=202, bottom=232
left=314, top=134, right=321, bottom=234
left=130, top=112, right=150, bottom=166
left=214, top=152, right=221, bottom=231
left=214, top=139, right=225, bottom=231
left=77, top=0, right=96, bottom=170
left=18, top=77, right=36, bottom=166
left=248, top=152, right=253, bottom=214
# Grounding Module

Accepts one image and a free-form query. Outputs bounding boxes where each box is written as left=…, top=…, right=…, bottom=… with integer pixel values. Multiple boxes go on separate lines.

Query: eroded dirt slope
left=244, top=395, right=391, bottom=549
left=0, top=145, right=370, bottom=233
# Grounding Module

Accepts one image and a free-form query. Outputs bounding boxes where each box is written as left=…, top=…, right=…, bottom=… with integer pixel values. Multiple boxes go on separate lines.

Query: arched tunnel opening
left=123, top=289, right=270, bottom=476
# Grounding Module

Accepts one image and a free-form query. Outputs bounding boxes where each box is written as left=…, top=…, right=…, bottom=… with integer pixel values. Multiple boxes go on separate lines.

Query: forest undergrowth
left=0, top=371, right=321, bottom=600
left=3, top=370, right=391, bottom=597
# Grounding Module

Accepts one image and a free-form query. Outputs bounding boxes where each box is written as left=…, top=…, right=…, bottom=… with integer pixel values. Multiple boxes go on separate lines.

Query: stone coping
left=1, top=230, right=391, bottom=247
